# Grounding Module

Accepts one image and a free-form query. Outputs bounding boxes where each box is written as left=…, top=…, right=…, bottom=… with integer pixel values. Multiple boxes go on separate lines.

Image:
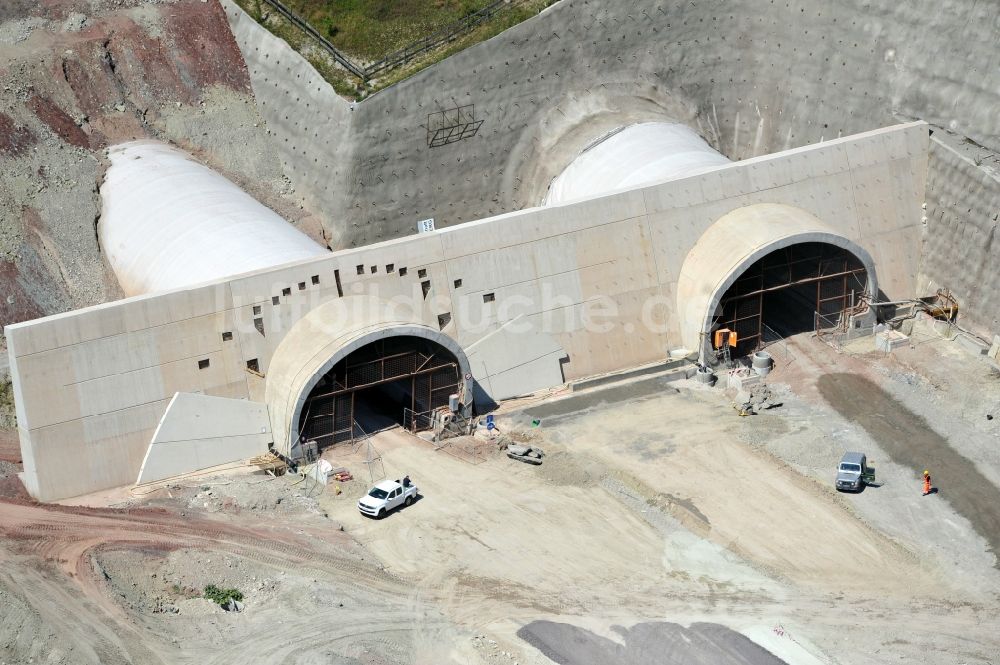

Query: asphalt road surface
left=517, top=621, right=788, bottom=665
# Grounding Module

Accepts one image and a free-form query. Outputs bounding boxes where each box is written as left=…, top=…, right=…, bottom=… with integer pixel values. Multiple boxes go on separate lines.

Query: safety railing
left=255, top=0, right=366, bottom=78
left=757, top=322, right=794, bottom=362
left=350, top=419, right=386, bottom=483
left=364, top=0, right=529, bottom=79
left=255, top=0, right=539, bottom=82
left=814, top=310, right=848, bottom=350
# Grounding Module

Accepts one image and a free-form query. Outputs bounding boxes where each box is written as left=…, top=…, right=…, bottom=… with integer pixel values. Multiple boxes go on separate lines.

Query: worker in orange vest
left=922, top=469, right=932, bottom=496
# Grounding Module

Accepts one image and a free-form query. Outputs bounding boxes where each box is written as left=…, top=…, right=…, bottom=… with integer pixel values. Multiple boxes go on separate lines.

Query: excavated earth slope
left=0, top=0, right=324, bottom=331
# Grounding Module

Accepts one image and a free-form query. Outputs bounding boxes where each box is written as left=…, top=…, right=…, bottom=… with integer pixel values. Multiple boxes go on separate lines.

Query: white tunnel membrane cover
left=99, top=140, right=328, bottom=296
left=544, top=122, right=731, bottom=205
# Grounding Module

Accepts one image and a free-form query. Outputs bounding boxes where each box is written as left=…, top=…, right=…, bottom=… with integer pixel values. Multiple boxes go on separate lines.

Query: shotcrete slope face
left=98, top=141, right=328, bottom=296
left=544, top=123, right=731, bottom=205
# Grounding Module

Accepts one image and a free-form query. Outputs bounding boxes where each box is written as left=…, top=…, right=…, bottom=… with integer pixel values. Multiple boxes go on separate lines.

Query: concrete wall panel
left=22, top=400, right=170, bottom=500
left=7, top=124, right=928, bottom=500
left=466, top=317, right=566, bottom=401
left=549, top=284, right=672, bottom=378
left=136, top=393, right=271, bottom=485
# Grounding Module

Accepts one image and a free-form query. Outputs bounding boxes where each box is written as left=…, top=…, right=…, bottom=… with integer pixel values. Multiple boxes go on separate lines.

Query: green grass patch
left=369, top=1, right=551, bottom=91
left=204, top=584, right=244, bottom=606
left=282, top=0, right=494, bottom=62
left=233, top=0, right=557, bottom=99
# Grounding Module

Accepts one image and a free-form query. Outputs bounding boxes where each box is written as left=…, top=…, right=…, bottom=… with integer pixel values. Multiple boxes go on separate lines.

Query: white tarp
left=99, top=140, right=328, bottom=296
left=544, top=122, right=730, bottom=205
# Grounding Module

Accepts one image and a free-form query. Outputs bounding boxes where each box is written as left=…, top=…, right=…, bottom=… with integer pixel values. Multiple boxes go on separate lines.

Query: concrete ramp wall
left=136, top=393, right=271, bottom=485
left=465, top=316, right=566, bottom=403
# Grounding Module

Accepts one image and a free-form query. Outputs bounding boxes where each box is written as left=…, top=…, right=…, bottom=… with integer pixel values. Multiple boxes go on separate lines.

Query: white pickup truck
left=357, top=478, right=419, bottom=519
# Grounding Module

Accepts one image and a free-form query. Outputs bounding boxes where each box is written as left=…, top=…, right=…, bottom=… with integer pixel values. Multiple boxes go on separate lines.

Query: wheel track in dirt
left=0, top=549, right=164, bottom=665
left=0, top=501, right=399, bottom=588
left=0, top=497, right=417, bottom=664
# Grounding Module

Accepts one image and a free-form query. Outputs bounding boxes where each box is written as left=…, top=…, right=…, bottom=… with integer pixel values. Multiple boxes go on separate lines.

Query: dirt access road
left=0, top=491, right=477, bottom=664
left=0, top=330, right=998, bottom=664
left=819, top=372, right=1000, bottom=559
left=322, top=335, right=1000, bottom=664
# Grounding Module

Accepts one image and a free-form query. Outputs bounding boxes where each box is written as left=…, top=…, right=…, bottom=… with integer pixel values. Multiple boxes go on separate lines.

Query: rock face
left=0, top=0, right=318, bottom=332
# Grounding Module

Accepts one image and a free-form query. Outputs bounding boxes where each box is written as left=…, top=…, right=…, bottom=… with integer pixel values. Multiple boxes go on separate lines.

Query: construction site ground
left=1, top=326, right=999, bottom=664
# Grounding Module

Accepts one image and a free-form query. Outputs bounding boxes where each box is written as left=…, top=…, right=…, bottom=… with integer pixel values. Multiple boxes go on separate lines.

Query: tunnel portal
left=297, top=336, right=462, bottom=448
left=713, top=242, right=869, bottom=358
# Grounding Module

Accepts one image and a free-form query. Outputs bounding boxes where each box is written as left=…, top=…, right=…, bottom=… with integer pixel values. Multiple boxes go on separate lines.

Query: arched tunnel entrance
left=297, top=335, right=463, bottom=448
left=713, top=242, right=869, bottom=358
left=677, top=204, right=879, bottom=364
left=264, top=297, right=475, bottom=457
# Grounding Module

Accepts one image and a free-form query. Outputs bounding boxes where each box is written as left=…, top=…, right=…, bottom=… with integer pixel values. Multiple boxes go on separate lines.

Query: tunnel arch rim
left=696, top=232, right=878, bottom=363
left=285, top=324, right=474, bottom=455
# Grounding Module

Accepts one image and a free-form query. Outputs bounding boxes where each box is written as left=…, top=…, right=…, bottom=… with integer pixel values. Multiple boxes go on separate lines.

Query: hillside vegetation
left=237, top=0, right=555, bottom=98
left=281, top=0, right=494, bottom=62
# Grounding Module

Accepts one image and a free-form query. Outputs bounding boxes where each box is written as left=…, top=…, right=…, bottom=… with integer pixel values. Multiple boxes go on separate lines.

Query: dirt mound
left=152, top=473, right=332, bottom=516
left=0, top=427, right=28, bottom=500
left=93, top=545, right=284, bottom=616
left=0, top=488, right=438, bottom=664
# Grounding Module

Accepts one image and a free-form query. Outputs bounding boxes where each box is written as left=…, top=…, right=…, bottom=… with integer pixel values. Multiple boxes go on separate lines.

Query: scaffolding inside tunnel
left=713, top=242, right=869, bottom=358
left=297, top=336, right=462, bottom=448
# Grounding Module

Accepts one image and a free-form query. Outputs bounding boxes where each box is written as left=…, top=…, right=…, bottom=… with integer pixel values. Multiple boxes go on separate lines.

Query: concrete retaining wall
left=5, top=123, right=928, bottom=501
left=225, top=0, right=997, bottom=253
left=223, top=0, right=354, bottom=248
left=136, top=392, right=271, bottom=485
left=919, top=132, right=1000, bottom=337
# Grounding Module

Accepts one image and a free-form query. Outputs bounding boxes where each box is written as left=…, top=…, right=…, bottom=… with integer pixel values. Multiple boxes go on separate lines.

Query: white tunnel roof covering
left=544, top=122, right=731, bottom=205
left=99, top=141, right=328, bottom=296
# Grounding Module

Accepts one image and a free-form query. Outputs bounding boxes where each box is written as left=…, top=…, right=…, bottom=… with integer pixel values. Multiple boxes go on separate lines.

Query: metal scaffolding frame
left=715, top=244, right=868, bottom=357
left=298, top=342, right=460, bottom=448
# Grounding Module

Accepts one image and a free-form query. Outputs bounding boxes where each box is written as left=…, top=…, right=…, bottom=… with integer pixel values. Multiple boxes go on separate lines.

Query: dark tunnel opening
left=712, top=242, right=869, bottom=358
left=297, top=336, right=462, bottom=448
